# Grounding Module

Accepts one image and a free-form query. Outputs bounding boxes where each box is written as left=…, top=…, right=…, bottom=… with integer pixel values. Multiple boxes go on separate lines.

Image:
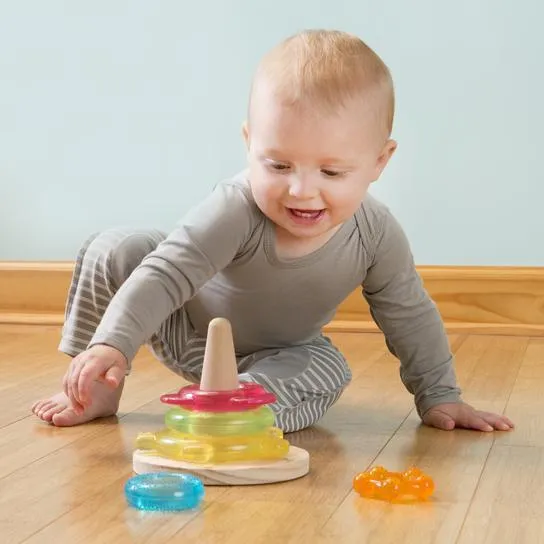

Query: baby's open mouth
left=287, top=208, right=325, bottom=221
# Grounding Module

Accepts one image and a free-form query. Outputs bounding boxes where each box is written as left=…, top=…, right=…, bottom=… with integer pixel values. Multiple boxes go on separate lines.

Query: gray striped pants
left=59, top=229, right=352, bottom=433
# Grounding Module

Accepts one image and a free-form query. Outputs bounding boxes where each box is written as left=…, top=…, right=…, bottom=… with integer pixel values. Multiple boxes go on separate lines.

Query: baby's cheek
left=261, top=180, right=284, bottom=202
left=339, top=184, right=368, bottom=206
left=251, top=181, right=279, bottom=214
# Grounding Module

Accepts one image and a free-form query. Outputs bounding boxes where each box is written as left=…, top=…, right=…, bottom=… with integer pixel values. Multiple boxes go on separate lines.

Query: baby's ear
left=241, top=121, right=250, bottom=149
left=373, top=139, right=397, bottom=179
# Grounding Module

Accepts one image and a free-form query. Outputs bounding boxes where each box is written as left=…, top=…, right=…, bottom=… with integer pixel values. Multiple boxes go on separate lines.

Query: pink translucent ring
left=160, top=383, right=277, bottom=412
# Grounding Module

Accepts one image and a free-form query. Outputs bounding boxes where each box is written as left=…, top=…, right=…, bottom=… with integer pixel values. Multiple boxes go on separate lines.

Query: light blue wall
left=1, top=1, right=542, bottom=265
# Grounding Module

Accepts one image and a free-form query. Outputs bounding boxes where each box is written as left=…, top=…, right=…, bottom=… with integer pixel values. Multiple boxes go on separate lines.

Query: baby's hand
left=63, top=344, right=128, bottom=415
left=422, top=402, right=514, bottom=432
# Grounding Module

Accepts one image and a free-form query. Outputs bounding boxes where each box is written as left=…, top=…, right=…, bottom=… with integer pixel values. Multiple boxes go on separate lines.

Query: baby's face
left=244, top=91, right=395, bottom=244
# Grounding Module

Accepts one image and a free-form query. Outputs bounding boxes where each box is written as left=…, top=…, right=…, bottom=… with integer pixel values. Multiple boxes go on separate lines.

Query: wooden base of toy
left=132, top=446, right=310, bottom=486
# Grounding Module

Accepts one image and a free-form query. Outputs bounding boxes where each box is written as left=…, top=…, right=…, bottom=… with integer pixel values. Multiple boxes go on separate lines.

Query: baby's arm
left=362, top=209, right=513, bottom=431
left=88, top=182, right=254, bottom=365
left=362, top=209, right=461, bottom=418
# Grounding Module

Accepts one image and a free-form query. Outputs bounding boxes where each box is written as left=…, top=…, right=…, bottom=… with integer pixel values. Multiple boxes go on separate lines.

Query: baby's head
left=243, top=29, right=397, bottom=243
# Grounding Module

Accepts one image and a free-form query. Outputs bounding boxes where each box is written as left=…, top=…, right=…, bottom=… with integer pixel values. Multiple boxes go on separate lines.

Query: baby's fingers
left=478, top=411, right=514, bottom=431
left=465, top=413, right=494, bottom=432
left=62, top=370, right=69, bottom=399
left=77, top=360, right=108, bottom=406
left=422, top=409, right=456, bottom=431
left=103, top=365, right=125, bottom=388
left=67, top=359, right=86, bottom=414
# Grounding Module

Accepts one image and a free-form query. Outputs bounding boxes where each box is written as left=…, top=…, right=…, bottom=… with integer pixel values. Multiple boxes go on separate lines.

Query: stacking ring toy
left=131, top=318, right=310, bottom=486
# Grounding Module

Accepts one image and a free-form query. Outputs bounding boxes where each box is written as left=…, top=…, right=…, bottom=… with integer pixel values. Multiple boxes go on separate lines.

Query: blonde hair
left=249, top=29, right=395, bottom=137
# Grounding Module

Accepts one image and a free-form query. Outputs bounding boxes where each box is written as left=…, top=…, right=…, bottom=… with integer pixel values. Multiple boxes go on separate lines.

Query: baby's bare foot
left=31, top=379, right=124, bottom=426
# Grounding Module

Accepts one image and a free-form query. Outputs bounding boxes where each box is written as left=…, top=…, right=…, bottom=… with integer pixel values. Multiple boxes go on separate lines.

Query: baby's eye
left=321, top=169, right=344, bottom=178
left=268, top=162, right=290, bottom=172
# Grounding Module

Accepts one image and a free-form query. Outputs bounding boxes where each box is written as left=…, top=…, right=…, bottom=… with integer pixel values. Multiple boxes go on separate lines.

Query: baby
left=32, top=29, right=513, bottom=434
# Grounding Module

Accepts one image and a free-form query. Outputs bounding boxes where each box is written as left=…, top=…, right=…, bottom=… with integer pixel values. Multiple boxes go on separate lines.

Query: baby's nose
left=288, top=177, right=318, bottom=199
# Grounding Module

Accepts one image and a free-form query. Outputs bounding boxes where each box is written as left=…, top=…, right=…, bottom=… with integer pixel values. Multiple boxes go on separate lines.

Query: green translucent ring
left=164, top=405, right=276, bottom=436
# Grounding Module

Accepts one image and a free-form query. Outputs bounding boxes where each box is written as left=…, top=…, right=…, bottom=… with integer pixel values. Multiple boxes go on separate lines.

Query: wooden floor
left=1, top=326, right=543, bottom=544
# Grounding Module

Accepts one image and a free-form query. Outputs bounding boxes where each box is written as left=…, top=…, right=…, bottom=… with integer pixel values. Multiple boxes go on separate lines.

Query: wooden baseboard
left=1, top=263, right=543, bottom=336
left=0, top=262, right=74, bottom=325
left=327, top=266, right=544, bottom=337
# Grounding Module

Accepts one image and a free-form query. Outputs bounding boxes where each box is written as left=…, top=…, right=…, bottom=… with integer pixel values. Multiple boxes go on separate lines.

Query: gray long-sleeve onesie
left=89, top=170, right=462, bottom=417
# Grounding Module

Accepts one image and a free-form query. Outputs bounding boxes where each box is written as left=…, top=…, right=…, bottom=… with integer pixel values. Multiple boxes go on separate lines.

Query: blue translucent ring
left=124, top=472, right=205, bottom=511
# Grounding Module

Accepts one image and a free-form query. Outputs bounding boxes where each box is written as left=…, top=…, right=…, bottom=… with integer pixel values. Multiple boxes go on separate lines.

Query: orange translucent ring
left=353, top=466, right=434, bottom=502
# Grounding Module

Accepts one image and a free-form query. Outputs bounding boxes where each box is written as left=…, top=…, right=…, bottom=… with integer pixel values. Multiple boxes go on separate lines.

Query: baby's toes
left=31, top=399, right=47, bottom=414
left=41, top=404, right=66, bottom=422
left=36, top=401, right=56, bottom=419
left=32, top=400, right=53, bottom=415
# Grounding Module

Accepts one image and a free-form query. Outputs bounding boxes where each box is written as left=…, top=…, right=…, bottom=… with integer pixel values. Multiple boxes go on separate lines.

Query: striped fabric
left=59, top=229, right=352, bottom=433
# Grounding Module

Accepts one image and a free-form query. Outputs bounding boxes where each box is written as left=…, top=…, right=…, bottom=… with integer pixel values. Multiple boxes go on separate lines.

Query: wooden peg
left=199, top=317, right=239, bottom=391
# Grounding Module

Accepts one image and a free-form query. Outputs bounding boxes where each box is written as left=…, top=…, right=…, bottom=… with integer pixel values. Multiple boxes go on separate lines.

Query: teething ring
left=160, top=382, right=277, bottom=412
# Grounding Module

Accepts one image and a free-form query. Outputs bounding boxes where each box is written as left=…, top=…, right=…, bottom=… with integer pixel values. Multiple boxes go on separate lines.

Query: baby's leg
left=238, top=336, right=352, bottom=433
left=32, top=228, right=166, bottom=425
left=141, top=328, right=351, bottom=434
left=145, top=306, right=207, bottom=385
